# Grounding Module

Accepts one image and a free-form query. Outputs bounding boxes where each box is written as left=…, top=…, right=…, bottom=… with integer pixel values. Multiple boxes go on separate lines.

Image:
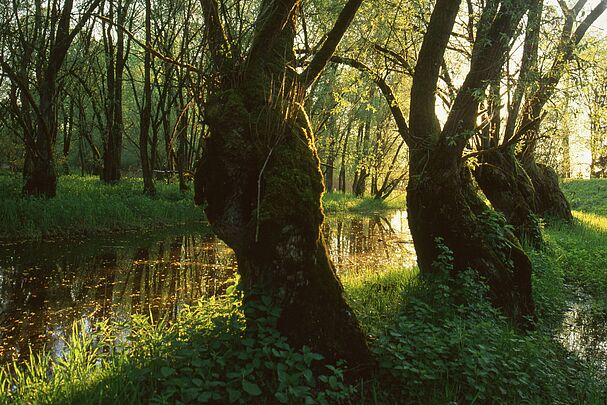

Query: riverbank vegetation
left=2, top=180, right=606, bottom=404
left=0, top=174, right=203, bottom=241
left=0, top=173, right=404, bottom=241
left=1, top=181, right=606, bottom=403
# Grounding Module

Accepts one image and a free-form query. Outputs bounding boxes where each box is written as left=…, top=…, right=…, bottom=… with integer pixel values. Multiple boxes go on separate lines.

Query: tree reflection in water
left=0, top=211, right=416, bottom=364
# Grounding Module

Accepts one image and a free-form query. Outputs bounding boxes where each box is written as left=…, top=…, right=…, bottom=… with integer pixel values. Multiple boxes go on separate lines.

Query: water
left=0, top=211, right=414, bottom=364
left=560, top=291, right=607, bottom=368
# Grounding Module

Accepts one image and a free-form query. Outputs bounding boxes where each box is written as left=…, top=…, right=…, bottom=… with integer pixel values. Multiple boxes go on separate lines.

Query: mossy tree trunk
left=407, top=0, right=534, bottom=324
left=196, top=0, right=372, bottom=371
left=333, top=0, right=536, bottom=324
left=474, top=148, right=542, bottom=247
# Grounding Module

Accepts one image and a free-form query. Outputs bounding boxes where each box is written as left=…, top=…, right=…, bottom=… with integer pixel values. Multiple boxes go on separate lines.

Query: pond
left=0, top=210, right=415, bottom=365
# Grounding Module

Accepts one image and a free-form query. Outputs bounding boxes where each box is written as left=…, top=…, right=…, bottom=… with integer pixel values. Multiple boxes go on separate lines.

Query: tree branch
left=300, top=0, right=363, bottom=88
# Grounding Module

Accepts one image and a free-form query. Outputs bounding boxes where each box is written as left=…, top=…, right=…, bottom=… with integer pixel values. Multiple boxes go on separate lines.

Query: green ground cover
left=1, top=180, right=606, bottom=404
left=0, top=174, right=203, bottom=241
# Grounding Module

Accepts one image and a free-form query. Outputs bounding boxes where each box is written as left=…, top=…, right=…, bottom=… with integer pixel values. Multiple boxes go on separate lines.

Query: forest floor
left=0, top=174, right=204, bottom=241
left=1, top=179, right=607, bottom=404
left=0, top=174, right=402, bottom=241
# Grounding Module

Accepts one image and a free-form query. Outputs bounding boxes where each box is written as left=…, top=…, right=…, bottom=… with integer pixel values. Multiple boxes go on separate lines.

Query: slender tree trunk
left=140, top=0, right=155, bottom=195
left=23, top=77, right=58, bottom=197
left=176, top=101, right=189, bottom=192
left=101, top=0, right=125, bottom=183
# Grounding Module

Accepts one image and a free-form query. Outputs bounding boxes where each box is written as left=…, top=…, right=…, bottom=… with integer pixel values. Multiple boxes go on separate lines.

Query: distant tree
left=0, top=0, right=102, bottom=197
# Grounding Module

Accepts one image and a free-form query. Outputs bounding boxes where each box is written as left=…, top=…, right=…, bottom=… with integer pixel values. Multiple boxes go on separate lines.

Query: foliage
left=344, top=267, right=606, bottom=404
left=0, top=285, right=354, bottom=404
left=0, top=174, right=203, bottom=240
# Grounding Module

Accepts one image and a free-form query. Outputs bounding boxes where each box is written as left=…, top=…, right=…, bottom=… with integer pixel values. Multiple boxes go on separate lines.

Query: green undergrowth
left=0, top=283, right=355, bottom=404
left=2, top=181, right=607, bottom=403
left=0, top=174, right=203, bottom=241
left=343, top=261, right=605, bottom=404
left=322, top=192, right=406, bottom=214
left=2, top=251, right=605, bottom=404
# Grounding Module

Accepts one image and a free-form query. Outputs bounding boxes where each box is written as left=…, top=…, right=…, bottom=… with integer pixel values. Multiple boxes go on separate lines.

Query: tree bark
left=407, top=152, right=535, bottom=324
left=406, top=0, right=535, bottom=325
left=196, top=0, right=372, bottom=372
left=474, top=148, right=542, bottom=247
left=101, top=0, right=127, bottom=183
left=140, top=0, right=156, bottom=195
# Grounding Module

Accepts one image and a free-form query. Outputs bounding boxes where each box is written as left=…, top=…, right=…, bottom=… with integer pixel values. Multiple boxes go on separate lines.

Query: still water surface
left=0, top=211, right=414, bottom=364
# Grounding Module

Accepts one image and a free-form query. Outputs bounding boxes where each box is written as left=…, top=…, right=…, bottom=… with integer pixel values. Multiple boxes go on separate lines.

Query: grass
left=0, top=174, right=204, bottom=241
left=2, top=180, right=607, bottom=403
left=322, top=191, right=406, bottom=214
left=0, top=174, right=403, bottom=241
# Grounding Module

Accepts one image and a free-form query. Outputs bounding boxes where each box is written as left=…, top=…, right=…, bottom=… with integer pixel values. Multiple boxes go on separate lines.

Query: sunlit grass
left=0, top=174, right=204, bottom=240
left=572, top=210, right=607, bottom=234
left=322, top=191, right=406, bottom=214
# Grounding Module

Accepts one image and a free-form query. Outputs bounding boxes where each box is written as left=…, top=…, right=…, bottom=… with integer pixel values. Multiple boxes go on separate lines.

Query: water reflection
left=0, top=229, right=236, bottom=364
left=323, top=210, right=416, bottom=273
left=0, top=211, right=415, bottom=365
left=561, top=296, right=607, bottom=367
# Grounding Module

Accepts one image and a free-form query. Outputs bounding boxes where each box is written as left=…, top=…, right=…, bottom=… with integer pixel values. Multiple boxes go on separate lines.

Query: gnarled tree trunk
left=195, top=84, right=372, bottom=369
left=408, top=151, right=535, bottom=325
left=406, top=0, right=535, bottom=326
left=196, top=0, right=372, bottom=372
left=522, top=156, right=573, bottom=221
left=474, top=148, right=542, bottom=247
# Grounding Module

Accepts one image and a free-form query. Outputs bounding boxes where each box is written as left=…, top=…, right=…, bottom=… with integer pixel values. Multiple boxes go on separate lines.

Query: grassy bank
left=2, top=180, right=606, bottom=403
left=0, top=174, right=203, bottom=241
left=0, top=175, right=403, bottom=241
left=322, top=192, right=406, bottom=214
left=2, top=240, right=606, bottom=403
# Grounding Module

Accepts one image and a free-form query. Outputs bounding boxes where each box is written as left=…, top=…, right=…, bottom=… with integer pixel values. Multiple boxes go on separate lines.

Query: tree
left=336, top=0, right=536, bottom=324
left=194, top=0, right=374, bottom=370
left=101, top=0, right=132, bottom=183
left=139, top=0, right=155, bottom=195
left=0, top=0, right=101, bottom=197
left=475, top=0, right=607, bottom=237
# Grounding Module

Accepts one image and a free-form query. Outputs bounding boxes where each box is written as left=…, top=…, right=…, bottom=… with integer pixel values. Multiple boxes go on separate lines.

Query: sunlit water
left=560, top=290, right=607, bottom=368
left=0, top=211, right=415, bottom=365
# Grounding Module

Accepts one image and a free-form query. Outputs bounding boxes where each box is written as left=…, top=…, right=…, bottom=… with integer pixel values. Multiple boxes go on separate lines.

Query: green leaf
left=160, top=366, right=175, bottom=377
left=242, top=380, right=262, bottom=396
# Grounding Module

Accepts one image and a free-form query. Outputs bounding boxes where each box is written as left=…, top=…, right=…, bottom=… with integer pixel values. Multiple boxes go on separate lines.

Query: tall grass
left=0, top=174, right=204, bottom=240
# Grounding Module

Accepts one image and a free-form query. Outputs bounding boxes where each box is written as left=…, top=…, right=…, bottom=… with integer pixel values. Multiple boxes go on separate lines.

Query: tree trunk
left=101, top=0, right=125, bottom=184
left=522, top=157, right=573, bottom=222
left=23, top=78, right=57, bottom=198
left=195, top=87, right=373, bottom=370
left=140, top=0, right=155, bottom=195
left=474, top=148, right=542, bottom=247
left=324, top=160, right=334, bottom=192
left=196, top=0, right=370, bottom=372
left=408, top=152, right=535, bottom=325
